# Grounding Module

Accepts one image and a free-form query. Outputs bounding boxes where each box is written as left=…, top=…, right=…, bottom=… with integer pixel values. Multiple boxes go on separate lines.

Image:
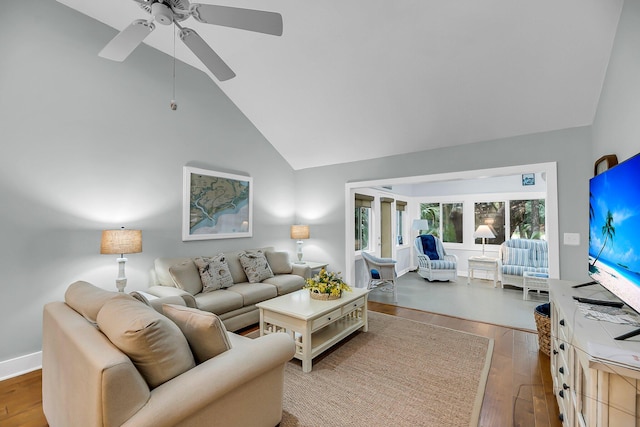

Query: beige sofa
left=42, top=281, right=295, bottom=427
left=147, top=247, right=309, bottom=331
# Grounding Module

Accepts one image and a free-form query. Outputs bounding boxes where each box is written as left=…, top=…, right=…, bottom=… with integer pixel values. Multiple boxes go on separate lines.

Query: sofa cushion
left=217, top=250, right=248, bottom=284
left=262, top=274, right=305, bottom=295
left=239, top=250, right=274, bottom=283
left=429, top=260, right=457, bottom=270
left=505, top=247, right=532, bottom=267
left=162, top=304, right=232, bottom=364
left=226, top=282, right=278, bottom=305
left=169, top=260, right=203, bottom=295
left=193, top=289, right=244, bottom=314
left=194, top=254, right=234, bottom=292
left=535, top=243, right=549, bottom=269
left=265, top=251, right=293, bottom=274
left=96, top=297, right=195, bottom=389
left=64, top=280, right=120, bottom=324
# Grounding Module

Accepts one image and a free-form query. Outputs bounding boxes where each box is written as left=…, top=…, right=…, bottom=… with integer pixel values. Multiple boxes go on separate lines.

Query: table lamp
left=412, top=219, right=430, bottom=234
left=290, top=225, right=309, bottom=264
left=473, top=225, right=495, bottom=256
left=100, top=227, right=142, bottom=292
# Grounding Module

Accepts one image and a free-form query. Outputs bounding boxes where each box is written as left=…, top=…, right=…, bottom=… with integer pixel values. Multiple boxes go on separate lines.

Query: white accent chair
left=361, top=252, right=398, bottom=303
left=414, top=235, right=458, bottom=282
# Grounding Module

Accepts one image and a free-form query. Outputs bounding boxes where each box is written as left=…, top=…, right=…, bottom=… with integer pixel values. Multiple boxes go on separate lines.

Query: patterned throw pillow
left=238, top=250, right=275, bottom=283
left=193, top=254, right=234, bottom=292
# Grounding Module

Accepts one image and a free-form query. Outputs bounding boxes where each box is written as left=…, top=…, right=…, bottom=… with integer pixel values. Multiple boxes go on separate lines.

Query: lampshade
left=290, top=225, right=310, bottom=240
left=100, top=229, right=143, bottom=255
left=473, top=225, right=495, bottom=239
left=412, top=219, right=430, bottom=230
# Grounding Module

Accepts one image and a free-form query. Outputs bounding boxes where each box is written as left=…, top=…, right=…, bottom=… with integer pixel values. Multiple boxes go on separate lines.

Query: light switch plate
left=563, top=233, right=580, bottom=246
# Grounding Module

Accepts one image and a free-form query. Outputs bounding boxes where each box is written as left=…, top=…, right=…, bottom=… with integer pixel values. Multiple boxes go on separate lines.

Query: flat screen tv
left=588, top=152, right=640, bottom=339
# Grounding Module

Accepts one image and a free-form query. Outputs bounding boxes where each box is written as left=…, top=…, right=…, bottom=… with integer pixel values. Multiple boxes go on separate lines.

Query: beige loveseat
left=147, top=247, right=309, bottom=331
left=42, top=281, right=295, bottom=427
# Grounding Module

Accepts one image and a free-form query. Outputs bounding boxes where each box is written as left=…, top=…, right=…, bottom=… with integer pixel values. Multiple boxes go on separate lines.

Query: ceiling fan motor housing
left=151, top=2, right=173, bottom=25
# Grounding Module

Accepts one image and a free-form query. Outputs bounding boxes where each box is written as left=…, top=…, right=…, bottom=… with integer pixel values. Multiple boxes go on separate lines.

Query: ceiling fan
left=99, top=0, right=283, bottom=81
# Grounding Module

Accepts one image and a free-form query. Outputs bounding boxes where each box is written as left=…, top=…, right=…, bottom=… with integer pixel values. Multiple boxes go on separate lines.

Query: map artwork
left=189, top=173, right=250, bottom=236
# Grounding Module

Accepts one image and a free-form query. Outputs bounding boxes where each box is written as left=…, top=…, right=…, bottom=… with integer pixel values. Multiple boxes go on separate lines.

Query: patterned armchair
left=414, top=235, right=458, bottom=282
left=498, top=239, right=549, bottom=287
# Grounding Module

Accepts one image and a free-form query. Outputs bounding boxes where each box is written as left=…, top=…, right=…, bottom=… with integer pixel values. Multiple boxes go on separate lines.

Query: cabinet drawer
left=311, top=308, right=342, bottom=331
left=342, top=297, right=365, bottom=315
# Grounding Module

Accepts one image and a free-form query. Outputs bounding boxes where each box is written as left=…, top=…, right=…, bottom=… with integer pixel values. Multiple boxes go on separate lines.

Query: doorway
left=345, top=162, right=559, bottom=287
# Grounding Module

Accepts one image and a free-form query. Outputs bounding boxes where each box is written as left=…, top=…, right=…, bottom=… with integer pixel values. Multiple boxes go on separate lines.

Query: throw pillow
left=64, top=280, right=120, bottom=324
left=169, top=260, right=203, bottom=295
left=96, top=297, right=195, bottom=389
left=506, top=247, right=532, bottom=267
left=193, top=254, right=234, bottom=292
left=162, top=304, right=232, bottom=364
left=265, top=250, right=293, bottom=274
left=238, top=250, right=275, bottom=283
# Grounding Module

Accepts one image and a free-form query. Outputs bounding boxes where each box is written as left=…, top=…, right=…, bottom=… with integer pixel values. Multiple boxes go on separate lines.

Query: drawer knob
left=559, top=343, right=565, bottom=351
left=559, top=367, right=564, bottom=374
left=559, top=390, right=564, bottom=398
left=563, top=383, right=570, bottom=390
left=553, top=350, right=558, bottom=355
left=328, top=317, right=332, bottom=321
left=559, top=319, right=565, bottom=326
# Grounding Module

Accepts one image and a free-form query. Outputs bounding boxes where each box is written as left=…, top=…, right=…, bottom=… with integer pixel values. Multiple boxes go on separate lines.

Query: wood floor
left=0, top=302, right=561, bottom=427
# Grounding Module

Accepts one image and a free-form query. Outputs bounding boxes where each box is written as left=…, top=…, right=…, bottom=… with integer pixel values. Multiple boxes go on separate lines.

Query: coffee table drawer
left=312, top=308, right=342, bottom=330
left=342, top=296, right=365, bottom=315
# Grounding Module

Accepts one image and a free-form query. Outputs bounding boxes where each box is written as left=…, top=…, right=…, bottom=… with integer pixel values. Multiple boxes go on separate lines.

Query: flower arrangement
left=304, top=268, right=352, bottom=298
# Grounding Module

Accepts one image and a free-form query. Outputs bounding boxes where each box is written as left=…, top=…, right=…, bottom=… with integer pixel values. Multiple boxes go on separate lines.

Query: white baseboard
left=0, top=351, right=42, bottom=381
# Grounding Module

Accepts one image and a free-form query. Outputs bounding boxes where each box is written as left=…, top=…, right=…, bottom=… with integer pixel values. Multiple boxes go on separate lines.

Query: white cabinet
left=550, top=280, right=640, bottom=426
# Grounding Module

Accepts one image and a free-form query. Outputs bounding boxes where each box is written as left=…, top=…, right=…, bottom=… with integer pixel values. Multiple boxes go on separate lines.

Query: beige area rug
left=279, top=311, right=493, bottom=427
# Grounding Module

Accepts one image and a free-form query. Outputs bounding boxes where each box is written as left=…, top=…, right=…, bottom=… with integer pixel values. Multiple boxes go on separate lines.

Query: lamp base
left=115, top=257, right=128, bottom=293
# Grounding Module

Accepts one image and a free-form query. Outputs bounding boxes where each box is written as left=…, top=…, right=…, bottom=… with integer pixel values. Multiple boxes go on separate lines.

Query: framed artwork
left=182, top=166, right=253, bottom=241
left=521, top=173, right=535, bottom=186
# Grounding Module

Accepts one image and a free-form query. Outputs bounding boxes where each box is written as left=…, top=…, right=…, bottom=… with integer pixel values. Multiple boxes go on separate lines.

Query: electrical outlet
left=563, top=233, right=580, bottom=246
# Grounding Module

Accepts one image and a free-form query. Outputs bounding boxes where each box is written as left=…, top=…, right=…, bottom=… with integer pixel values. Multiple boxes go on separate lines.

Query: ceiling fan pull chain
left=170, top=21, right=177, bottom=111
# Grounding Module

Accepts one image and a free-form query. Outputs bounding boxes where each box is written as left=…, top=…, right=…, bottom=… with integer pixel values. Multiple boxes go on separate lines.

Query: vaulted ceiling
left=57, top=0, right=623, bottom=170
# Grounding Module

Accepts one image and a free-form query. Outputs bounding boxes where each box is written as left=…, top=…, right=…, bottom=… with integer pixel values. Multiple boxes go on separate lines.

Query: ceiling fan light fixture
left=152, top=2, right=174, bottom=25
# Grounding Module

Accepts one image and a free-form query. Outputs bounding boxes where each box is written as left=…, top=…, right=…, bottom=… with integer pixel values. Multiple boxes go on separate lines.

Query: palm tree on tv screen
left=591, top=209, right=615, bottom=267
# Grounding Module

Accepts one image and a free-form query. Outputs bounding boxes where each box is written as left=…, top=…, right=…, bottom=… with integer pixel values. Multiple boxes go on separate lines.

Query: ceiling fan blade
left=179, top=27, right=236, bottom=81
left=99, top=19, right=155, bottom=61
left=190, top=4, right=283, bottom=36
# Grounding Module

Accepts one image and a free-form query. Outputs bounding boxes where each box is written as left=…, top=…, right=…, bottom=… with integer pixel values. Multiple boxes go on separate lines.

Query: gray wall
left=592, top=0, right=640, bottom=164
left=0, top=1, right=296, bottom=362
left=295, top=127, right=593, bottom=283
left=2, top=0, right=636, bottom=368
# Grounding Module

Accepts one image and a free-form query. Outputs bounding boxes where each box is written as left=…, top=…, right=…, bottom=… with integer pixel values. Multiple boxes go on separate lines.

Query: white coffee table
left=256, top=288, right=370, bottom=373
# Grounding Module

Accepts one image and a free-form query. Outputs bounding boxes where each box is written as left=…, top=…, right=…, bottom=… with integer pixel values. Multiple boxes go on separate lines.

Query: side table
left=467, top=256, right=499, bottom=287
left=522, top=271, right=549, bottom=301
left=298, top=261, right=328, bottom=274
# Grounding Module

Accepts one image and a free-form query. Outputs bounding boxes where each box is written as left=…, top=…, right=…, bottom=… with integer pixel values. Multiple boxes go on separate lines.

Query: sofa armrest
left=291, top=263, right=311, bottom=279
left=121, top=333, right=295, bottom=427
left=146, top=285, right=196, bottom=308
